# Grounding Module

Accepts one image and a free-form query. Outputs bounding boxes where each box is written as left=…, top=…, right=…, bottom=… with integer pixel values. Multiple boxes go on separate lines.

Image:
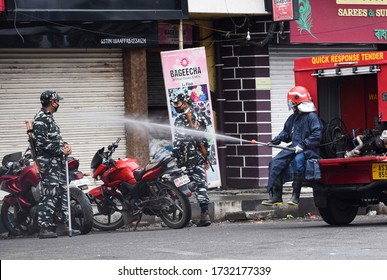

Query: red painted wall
left=290, top=0, right=387, bottom=44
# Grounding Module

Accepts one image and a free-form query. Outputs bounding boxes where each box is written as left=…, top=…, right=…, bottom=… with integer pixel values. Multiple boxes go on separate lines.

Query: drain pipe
left=215, top=29, right=227, bottom=190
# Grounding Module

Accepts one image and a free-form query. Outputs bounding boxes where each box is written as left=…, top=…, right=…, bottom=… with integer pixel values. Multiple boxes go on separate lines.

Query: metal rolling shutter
left=268, top=44, right=376, bottom=157
left=147, top=51, right=167, bottom=107
left=0, top=48, right=126, bottom=173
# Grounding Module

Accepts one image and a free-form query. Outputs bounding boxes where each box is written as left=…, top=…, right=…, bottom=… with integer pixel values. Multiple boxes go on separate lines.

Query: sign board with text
left=160, top=47, right=221, bottom=188
left=290, top=0, right=387, bottom=43
left=272, top=0, right=298, bottom=21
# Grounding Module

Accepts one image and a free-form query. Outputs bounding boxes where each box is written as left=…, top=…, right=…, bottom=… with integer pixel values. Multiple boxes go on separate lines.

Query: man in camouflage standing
left=170, top=88, right=211, bottom=227
left=33, top=90, right=79, bottom=238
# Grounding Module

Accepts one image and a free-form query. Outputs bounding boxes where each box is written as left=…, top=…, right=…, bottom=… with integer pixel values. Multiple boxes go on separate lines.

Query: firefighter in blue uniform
left=170, top=87, right=211, bottom=227
left=33, top=90, right=80, bottom=238
left=262, top=86, right=323, bottom=206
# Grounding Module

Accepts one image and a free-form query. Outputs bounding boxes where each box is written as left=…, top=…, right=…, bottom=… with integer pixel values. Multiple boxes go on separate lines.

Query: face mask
left=52, top=101, right=60, bottom=112
left=175, top=105, right=185, bottom=113
left=173, top=101, right=186, bottom=113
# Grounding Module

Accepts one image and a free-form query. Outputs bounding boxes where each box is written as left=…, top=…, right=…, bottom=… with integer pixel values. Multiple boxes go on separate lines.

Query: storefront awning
left=0, top=0, right=188, bottom=21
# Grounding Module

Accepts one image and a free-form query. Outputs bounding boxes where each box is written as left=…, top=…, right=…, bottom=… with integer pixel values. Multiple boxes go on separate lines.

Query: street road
left=2, top=215, right=387, bottom=260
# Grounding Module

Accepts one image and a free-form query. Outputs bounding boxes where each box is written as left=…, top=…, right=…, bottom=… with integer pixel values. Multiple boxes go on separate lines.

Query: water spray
left=251, top=139, right=296, bottom=152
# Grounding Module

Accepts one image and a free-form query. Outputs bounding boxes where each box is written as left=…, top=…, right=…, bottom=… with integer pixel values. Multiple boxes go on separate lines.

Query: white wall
left=188, top=0, right=268, bottom=15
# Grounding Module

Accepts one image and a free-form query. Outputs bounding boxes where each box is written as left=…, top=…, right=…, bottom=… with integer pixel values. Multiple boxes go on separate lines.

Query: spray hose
left=251, top=118, right=350, bottom=158
left=251, top=139, right=296, bottom=152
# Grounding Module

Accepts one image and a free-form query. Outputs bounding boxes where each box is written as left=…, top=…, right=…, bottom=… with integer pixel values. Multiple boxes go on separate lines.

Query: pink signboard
left=158, top=23, right=192, bottom=45
left=290, top=0, right=387, bottom=43
left=160, top=47, right=221, bottom=188
left=272, top=0, right=295, bottom=21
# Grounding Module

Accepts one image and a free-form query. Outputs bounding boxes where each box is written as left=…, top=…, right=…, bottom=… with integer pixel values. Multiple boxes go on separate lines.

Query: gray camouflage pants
left=37, top=157, right=68, bottom=229
left=187, top=164, right=210, bottom=212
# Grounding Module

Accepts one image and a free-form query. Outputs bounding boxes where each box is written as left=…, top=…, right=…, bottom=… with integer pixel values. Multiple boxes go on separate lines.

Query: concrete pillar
left=123, top=48, right=149, bottom=166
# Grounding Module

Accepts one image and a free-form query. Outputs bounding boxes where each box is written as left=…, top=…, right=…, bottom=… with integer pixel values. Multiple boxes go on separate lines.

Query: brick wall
left=219, top=19, right=273, bottom=189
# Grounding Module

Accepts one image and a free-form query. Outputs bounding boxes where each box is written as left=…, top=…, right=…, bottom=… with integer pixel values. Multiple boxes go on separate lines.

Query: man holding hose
left=262, top=86, right=323, bottom=207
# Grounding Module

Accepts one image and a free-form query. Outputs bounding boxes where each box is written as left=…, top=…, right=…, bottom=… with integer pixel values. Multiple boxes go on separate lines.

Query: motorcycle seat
left=133, top=157, right=172, bottom=181
left=145, top=156, right=173, bottom=172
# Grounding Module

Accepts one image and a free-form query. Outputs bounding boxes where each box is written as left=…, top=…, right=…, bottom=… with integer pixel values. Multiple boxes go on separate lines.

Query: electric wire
left=12, top=0, right=24, bottom=43
left=3, top=6, right=387, bottom=46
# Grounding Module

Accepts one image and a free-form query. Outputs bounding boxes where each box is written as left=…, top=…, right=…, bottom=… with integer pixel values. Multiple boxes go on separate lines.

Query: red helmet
left=288, top=86, right=315, bottom=112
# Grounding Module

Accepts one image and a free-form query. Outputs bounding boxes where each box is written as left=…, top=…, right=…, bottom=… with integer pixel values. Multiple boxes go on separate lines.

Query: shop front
left=0, top=0, right=188, bottom=171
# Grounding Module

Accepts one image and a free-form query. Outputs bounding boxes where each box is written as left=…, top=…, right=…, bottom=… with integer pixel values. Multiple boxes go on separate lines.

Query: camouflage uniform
left=33, top=108, right=68, bottom=229
left=173, top=107, right=210, bottom=210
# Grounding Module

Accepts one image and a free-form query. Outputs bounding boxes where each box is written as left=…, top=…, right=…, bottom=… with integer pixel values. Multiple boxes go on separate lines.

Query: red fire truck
left=294, top=51, right=387, bottom=225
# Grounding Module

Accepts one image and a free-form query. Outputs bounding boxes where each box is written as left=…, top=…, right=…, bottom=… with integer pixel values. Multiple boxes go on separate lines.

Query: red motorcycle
left=88, top=138, right=192, bottom=231
left=0, top=150, right=93, bottom=236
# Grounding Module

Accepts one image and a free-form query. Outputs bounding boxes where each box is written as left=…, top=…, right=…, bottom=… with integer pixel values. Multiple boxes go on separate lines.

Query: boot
left=196, top=205, right=211, bottom=227
left=39, top=228, right=57, bottom=239
left=288, top=173, right=303, bottom=206
left=55, top=224, right=81, bottom=236
left=197, top=212, right=211, bottom=227
left=262, top=177, right=283, bottom=206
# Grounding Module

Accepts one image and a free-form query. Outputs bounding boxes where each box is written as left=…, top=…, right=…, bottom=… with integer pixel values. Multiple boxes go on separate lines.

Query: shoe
left=288, top=172, right=303, bottom=207
left=288, top=200, right=299, bottom=206
left=56, top=224, right=81, bottom=236
left=261, top=198, right=283, bottom=206
left=39, top=228, right=57, bottom=239
left=262, top=177, right=283, bottom=206
left=196, top=212, right=211, bottom=227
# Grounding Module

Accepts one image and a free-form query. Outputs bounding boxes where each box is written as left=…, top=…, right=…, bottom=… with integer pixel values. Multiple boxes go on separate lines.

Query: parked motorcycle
left=0, top=150, right=93, bottom=236
left=88, top=138, right=192, bottom=231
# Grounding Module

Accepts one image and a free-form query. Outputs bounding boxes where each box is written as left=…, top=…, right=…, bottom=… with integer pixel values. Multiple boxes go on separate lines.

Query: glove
left=294, top=145, right=304, bottom=154
left=269, top=139, right=281, bottom=146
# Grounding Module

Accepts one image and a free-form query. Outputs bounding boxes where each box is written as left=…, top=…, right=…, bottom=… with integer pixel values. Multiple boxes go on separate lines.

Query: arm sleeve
left=272, top=114, right=295, bottom=144
left=33, top=116, right=64, bottom=157
left=299, top=113, right=323, bottom=150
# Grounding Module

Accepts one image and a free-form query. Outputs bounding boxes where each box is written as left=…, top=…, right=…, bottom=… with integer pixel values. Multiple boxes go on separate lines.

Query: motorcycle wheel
left=90, top=193, right=124, bottom=231
left=70, top=187, right=93, bottom=234
left=157, top=181, right=192, bottom=229
left=1, top=201, right=33, bottom=236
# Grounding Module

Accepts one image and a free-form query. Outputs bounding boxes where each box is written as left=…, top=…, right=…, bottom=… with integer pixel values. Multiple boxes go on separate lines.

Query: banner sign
left=294, top=51, right=386, bottom=70
left=0, top=22, right=158, bottom=48
left=160, top=47, right=221, bottom=188
left=272, top=0, right=296, bottom=21
left=158, top=23, right=192, bottom=45
left=290, top=0, right=387, bottom=43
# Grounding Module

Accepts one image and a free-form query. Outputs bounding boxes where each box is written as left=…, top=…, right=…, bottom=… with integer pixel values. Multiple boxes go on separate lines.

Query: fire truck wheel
left=318, top=196, right=358, bottom=225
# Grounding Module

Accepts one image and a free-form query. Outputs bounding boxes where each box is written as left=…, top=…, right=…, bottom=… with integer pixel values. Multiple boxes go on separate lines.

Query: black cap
left=40, top=90, right=63, bottom=105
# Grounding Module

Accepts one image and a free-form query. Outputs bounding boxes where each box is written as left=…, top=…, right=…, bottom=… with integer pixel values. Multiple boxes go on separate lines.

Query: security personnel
left=262, top=86, right=323, bottom=207
left=33, top=90, right=79, bottom=238
left=170, top=87, right=211, bottom=227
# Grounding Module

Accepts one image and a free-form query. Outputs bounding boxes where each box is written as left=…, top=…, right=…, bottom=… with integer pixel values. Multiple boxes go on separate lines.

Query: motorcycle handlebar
left=108, top=137, right=121, bottom=151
